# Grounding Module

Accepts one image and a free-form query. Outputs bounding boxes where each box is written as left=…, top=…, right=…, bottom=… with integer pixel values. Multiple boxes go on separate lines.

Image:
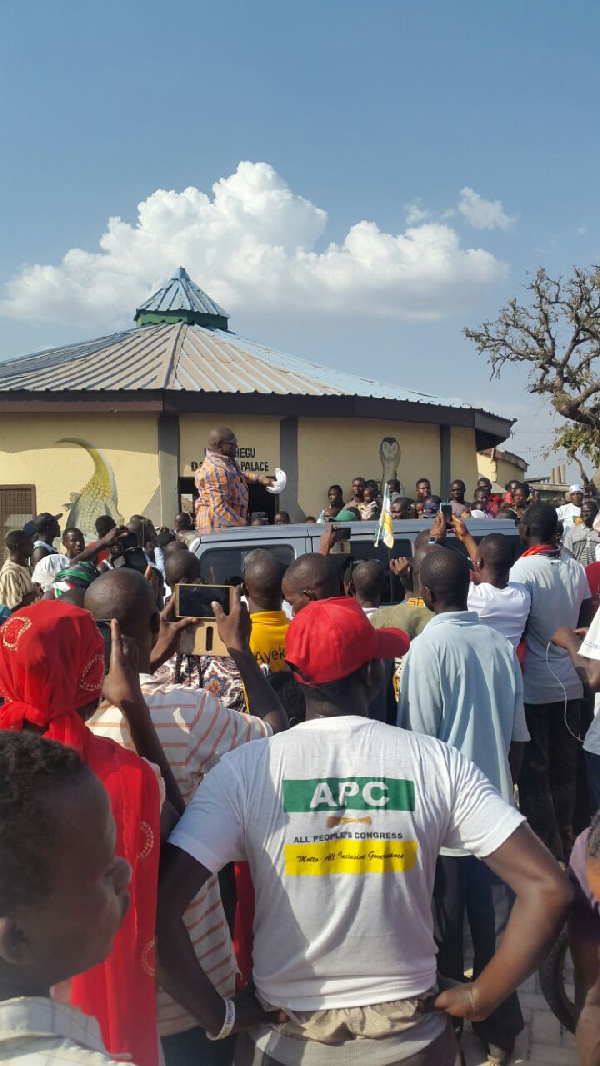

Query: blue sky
left=2, top=0, right=599, bottom=477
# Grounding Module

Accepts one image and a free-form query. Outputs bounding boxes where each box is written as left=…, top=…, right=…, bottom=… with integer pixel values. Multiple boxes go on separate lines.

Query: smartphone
left=175, top=583, right=232, bottom=619
left=440, top=503, right=453, bottom=522
left=331, top=525, right=352, bottom=555
left=96, top=620, right=112, bottom=674
left=333, top=526, right=351, bottom=542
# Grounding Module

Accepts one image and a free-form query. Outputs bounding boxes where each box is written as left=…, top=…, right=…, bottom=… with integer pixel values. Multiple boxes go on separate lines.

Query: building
left=478, top=446, right=528, bottom=492
left=527, top=466, right=572, bottom=505
left=0, top=268, right=513, bottom=541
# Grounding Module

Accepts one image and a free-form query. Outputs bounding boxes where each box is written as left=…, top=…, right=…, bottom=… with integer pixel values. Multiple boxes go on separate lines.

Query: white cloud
left=2, top=162, right=509, bottom=328
left=457, top=187, right=514, bottom=230
left=577, top=225, right=587, bottom=236
left=404, top=199, right=429, bottom=225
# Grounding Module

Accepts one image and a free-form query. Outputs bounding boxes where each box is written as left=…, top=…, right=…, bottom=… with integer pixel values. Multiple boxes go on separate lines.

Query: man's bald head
left=420, top=548, right=470, bottom=614
left=345, top=560, right=385, bottom=608
left=128, top=515, right=156, bottom=548
left=207, top=427, right=237, bottom=458
left=410, top=544, right=443, bottom=597
left=165, top=548, right=201, bottom=589
left=243, top=549, right=286, bottom=611
left=479, top=533, right=515, bottom=570
left=282, top=553, right=341, bottom=615
left=414, top=528, right=434, bottom=551
left=84, top=569, right=159, bottom=648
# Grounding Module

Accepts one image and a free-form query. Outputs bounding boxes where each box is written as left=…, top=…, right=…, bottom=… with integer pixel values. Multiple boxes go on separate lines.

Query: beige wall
left=477, top=452, right=527, bottom=490
left=0, top=413, right=160, bottom=540
left=477, top=452, right=496, bottom=485
left=0, top=407, right=485, bottom=540
left=496, top=456, right=527, bottom=488
left=179, top=415, right=280, bottom=477
left=297, top=417, right=446, bottom=516
left=450, top=427, right=479, bottom=496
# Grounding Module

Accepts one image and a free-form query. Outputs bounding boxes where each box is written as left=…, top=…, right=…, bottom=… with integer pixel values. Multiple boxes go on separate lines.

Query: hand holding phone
left=175, top=584, right=235, bottom=657
left=175, top=583, right=232, bottom=618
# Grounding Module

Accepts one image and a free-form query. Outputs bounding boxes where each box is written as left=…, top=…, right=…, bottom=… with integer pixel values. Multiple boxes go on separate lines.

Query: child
left=360, top=484, right=380, bottom=520
left=0, top=731, right=132, bottom=1063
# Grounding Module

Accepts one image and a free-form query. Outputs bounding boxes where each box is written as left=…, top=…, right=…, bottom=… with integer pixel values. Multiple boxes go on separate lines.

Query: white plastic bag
left=266, top=467, right=287, bottom=494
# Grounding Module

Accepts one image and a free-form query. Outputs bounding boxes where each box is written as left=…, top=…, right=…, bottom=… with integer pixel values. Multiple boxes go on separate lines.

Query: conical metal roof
left=134, top=266, right=229, bottom=328
left=0, top=268, right=512, bottom=443
left=0, top=317, right=472, bottom=407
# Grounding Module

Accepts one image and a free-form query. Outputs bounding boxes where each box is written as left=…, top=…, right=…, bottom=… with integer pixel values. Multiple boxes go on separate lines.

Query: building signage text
left=191, top=446, right=270, bottom=474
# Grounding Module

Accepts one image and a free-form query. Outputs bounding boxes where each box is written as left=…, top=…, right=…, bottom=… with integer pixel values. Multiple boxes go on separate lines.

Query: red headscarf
left=0, top=602, right=160, bottom=1066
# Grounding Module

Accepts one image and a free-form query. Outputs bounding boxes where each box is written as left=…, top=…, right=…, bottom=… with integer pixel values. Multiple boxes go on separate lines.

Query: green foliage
left=551, top=423, right=600, bottom=470
left=465, top=266, right=600, bottom=469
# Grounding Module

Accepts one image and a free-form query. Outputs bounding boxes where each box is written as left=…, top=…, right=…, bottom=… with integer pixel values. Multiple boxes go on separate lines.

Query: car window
left=198, top=544, right=296, bottom=586
left=345, top=538, right=414, bottom=604
left=446, top=532, right=523, bottom=563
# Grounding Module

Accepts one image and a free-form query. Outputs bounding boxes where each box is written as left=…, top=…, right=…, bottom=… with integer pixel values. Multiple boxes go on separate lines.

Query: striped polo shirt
left=88, top=674, right=271, bottom=1036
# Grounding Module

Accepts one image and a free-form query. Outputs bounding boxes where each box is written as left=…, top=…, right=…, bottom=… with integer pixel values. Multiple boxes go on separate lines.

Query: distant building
left=0, top=268, right=513, bottom=541
left=527, top=466, right=573, bottom=505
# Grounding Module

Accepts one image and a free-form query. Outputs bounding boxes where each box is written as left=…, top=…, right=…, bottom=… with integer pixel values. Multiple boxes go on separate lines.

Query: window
left=339, top=538, right=414, bottom=604
left=447, top=532, right=523, bottom=563
left=0, top=485, right=36, bottom=563
left=198, top=544, right=295, bottom=586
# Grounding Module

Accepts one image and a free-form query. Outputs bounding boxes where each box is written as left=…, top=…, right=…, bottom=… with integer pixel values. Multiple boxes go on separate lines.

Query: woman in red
left=0, top=601, right=161, bottom=1066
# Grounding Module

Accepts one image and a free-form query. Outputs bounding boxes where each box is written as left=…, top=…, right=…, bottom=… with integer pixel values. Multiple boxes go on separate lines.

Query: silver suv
left=191, top=518, right=522, bottom=607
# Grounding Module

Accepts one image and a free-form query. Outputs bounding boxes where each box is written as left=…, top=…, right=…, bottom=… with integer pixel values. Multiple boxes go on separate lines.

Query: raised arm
left=451, top=516, right=480, bottom=571
left=69, top=525, right=129, bottom=566
left=103, top=620, right=185, bottom=815
left=213, top=587, right=289, bottom=734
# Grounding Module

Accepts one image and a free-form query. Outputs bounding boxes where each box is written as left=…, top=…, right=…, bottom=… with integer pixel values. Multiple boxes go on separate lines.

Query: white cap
left=569, top=484, right=584, bottom=494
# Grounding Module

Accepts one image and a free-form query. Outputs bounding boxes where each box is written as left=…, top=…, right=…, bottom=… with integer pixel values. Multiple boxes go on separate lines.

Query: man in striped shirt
left=85, top=568, right=288, bottom=1066
left=195, top=427, right=274, bottom=534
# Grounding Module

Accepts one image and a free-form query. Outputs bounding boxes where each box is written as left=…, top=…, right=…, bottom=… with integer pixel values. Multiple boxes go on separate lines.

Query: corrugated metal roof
left=0, top=267, right=504, bottom=417
left=135, top=267, right=228, bottom=320
left=0, top=317, right=479, bottom=410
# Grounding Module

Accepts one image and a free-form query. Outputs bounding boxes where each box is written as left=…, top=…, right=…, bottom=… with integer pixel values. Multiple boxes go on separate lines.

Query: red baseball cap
left=285, top=597, right=410, bottom=686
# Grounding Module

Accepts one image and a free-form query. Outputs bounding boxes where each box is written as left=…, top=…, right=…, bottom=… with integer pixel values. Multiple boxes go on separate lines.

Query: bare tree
left=465, top=266, right=600, bottom=474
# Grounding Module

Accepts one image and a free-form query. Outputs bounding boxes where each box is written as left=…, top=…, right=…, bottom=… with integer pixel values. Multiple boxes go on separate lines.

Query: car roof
left=194, top=518, right=520, bottom=545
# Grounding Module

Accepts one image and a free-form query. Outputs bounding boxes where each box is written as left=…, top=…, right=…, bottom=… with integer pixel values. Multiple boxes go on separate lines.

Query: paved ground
left=461, top=968, right=578, bottom=1066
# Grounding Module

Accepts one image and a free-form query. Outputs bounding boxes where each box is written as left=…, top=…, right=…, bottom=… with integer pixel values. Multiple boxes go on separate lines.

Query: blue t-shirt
left=397, top=611, right=528, bottom=811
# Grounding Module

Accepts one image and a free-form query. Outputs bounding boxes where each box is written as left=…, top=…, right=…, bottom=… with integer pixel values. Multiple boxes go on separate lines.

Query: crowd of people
left=317, top=474, right=542, bottom=524
left=4, top=431, right=600, bottom=1066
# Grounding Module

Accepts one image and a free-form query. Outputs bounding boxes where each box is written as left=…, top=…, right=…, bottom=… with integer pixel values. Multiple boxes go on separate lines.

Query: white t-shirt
left=169, top=716, right=523, bottom=1011
left=578, top=614, right=600, bottom=756
left=510, top=551, right=591, bottom=703
left=556, top=502, right=581, bottom=529
left=467, top=581, right=531, bottom=649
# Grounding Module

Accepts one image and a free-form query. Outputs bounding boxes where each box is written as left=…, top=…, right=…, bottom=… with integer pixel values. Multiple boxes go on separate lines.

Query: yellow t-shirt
left=249, top=610, right=290, bottom=673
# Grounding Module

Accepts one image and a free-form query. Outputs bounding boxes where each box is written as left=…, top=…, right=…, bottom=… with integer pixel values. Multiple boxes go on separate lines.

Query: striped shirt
left=0, top=559, right=34, bottom=609
left=195, top=451, right=259, bottom=533
left=0, top=997, right=126, bottom=1064
left=88, top=674, right=271, bottom=1036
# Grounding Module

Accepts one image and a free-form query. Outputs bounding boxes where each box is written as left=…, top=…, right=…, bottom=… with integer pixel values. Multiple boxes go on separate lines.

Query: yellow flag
left=375, top=485, right=394, bottom=550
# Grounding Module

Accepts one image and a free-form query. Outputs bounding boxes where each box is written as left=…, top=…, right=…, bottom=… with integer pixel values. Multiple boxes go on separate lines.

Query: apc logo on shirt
left=283, top=777, right=415, bottom=813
